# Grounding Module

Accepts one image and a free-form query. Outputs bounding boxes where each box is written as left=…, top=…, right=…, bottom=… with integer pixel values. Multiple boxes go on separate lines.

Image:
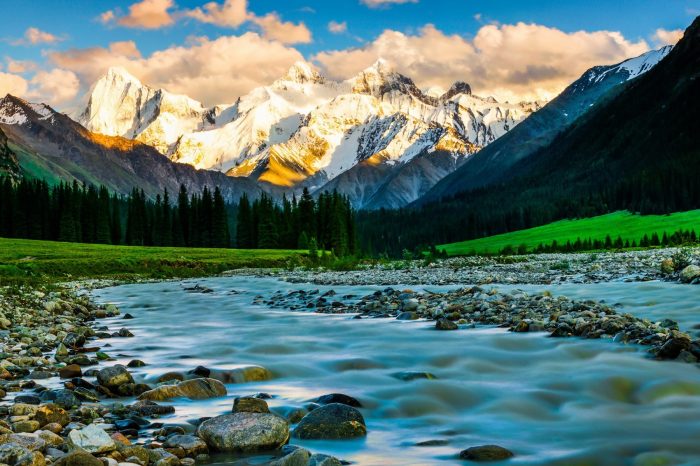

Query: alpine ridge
left=77, top=61, right=540, bottom=208
left=0, top=94, right=262, bottom=202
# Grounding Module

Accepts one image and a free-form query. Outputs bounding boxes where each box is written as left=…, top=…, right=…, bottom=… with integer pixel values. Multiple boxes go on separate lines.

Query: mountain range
left=0, top=43, right=673, bottom=212
left=359, top=16, right=699, bottom=255
left=76, top=60, right=540, bottom=208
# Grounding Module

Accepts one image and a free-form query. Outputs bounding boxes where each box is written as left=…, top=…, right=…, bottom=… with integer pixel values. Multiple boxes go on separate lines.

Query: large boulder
left=197, top=413, right=289, bottom=452
left=138, top=378, right=226, bottom=401
left=459, top=445, right=514, bottom=461
left=293, top=403, right=366, bottom=440
left=67, top=425, right=116, bottom=454
left=96, top=365, right=134, bottom=390
left=680, top=265, right=700, bottom=283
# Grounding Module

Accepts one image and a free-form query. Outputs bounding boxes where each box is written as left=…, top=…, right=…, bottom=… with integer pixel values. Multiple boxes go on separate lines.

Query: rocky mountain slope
left=0, top=94, right=262, bottom=201
left=77, top=61, right=539, bottom=208
left=0, top=127, right=20, bottom=180
left=419, top=46, right=673, bottom=204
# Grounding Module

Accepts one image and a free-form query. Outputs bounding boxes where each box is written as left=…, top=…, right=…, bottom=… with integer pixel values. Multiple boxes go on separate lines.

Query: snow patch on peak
left=593, top=46, right=673, bottom=84
left=104, top=66, right=142, bottom=85
left=279, top=61, right=324, bottom=85
left=615, top=45, right=672, bottom=79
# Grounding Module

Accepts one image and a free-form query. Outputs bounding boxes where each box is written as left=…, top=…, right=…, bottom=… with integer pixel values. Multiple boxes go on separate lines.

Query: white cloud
left=100, top=0, right=312, bottom=43
left=0, top=72, right=28, bottom=97
left=12, top=27, right=63, bottom=46
left=49, top=34, right=304, bottom=106
left=361, top=0, right=418, bottom=8
left=328, top=21, right=348, bottom=34
left=314, top=23, right=650, bottom=102
left=101, top=0, right=175, bottom=29
left=251, top=13, right=312, bottom=44
left=183, top=0, right=248, bottom=27
left=652, top=28, right=684, bottom=46
left=5, top=59, right=39, bottom=74
left=27, top=68, right=80, bottom=105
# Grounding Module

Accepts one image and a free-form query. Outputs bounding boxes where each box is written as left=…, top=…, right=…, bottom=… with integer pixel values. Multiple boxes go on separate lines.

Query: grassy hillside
left=439, top=210, right=700, bottom=256
left=0, top=238, right=303, bottom=285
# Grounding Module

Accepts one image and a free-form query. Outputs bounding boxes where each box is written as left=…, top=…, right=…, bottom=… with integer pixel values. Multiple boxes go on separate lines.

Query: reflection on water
left=92, top=278, right=700, bottom=466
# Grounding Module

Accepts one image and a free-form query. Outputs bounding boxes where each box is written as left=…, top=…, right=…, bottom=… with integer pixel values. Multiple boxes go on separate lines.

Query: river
left=91, top=277, right=700, bottom=466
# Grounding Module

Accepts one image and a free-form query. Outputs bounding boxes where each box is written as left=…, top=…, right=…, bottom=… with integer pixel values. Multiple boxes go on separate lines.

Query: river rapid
left=91, top=277, right=700, bottom=466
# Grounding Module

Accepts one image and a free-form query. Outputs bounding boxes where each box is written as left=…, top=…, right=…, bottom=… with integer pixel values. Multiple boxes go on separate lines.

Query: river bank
left=0, top=248, right=699, bottom=465
left=233, top=247, right=700, bottom=286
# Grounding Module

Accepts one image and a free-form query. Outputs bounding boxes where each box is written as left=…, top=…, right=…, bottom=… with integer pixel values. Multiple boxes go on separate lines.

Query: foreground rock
left=293, top=403, right=366, bottom=440
left=138, top=378, right=226, bottom=401
left=459, top=445, right=514, bottom=461
left=272, top=447, right=343, bottom=466
left=67, top=424, right=116, bottom=454
left=163, top=434, right=209, bottom=457
left=197, top=413, right=289, bottom=452
left=680, top=264, right=700, bottom=283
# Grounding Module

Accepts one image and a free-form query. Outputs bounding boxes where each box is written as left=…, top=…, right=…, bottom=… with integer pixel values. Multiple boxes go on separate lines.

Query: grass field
left=439, top=210, right=700, bottom=256
left=0, top=237, right=303, bottom=285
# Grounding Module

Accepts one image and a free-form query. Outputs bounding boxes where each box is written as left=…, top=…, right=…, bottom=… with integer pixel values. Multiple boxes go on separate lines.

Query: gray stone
left=96, top=365, right=134, bottom=390
left=67, top=424, right=116, bottom=454
left=293, top=403, right=366, bottom=440
left=197, top=412, right=289, bottom=452
left=163, top=435, right=208, bottom=457
left=459, top=445, right=514, bottom=461
left=680, top=265, right=700, bottom=283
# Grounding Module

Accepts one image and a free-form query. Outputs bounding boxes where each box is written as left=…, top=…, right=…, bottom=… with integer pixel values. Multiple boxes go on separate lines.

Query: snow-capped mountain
left=77, top=61, right=540, bottom=208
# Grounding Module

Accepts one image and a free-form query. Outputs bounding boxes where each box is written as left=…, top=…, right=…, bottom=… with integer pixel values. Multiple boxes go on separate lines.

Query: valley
left=1, top=3, right=699, bottom=466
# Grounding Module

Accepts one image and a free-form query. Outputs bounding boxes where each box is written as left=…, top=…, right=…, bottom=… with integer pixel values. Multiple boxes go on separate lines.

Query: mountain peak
left=0, top=94, right=57, bottom=125
left=103, top=66, right=142, bottom=85
left=349, top=59, right=421, bottom=97
left=364, top=58, right=393, bottom=75
left=277, top=61, right=325, bottom=86
left=442, top=81, right=473, bottom=100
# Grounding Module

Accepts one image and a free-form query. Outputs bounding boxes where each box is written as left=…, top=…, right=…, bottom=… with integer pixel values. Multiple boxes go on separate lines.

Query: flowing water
left=91, top=277, right=700, bottom=466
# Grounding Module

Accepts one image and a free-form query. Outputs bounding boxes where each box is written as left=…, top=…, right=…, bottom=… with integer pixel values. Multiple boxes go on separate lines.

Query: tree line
left=0, top=178, right=230, bottom=247
left=492, top=229, right=700, bottom=256
left=0, top=179, right=357, bottom=254
left=236, top=188, right=356, bottom=256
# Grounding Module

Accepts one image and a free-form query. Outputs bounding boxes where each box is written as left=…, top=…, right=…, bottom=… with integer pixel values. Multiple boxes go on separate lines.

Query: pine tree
left=236, top=193, right=253, bottom=248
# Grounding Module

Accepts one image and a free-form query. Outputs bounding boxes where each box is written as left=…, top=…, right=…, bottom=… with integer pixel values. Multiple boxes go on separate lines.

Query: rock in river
left=138, top=378, right=226, bottom=401
left=197, top=413, right=289, bottom=452
left=163, top=435, right=208, bottom=457
left=680, top=265, right=700, bottom=283
left=459, top=445, right=514, bottom=461
left=293, top=403, right=366, bottom=440
left=314, top=393, right=362, bottom=408
left=233, top=397, right=270, bottom=414
left=436, top=318, right=458, bottom=331
left=96, top=365, right=134, bottom=390
left=67, top=424, right=116, bottom=454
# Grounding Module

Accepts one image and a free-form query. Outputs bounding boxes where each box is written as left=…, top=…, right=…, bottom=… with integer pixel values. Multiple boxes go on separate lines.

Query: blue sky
left=1, top=0, right=697, bottom=108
